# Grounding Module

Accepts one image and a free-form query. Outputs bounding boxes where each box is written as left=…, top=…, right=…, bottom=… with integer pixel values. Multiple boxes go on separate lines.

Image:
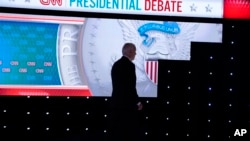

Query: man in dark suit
left=109, top=43, right=143, bottom=141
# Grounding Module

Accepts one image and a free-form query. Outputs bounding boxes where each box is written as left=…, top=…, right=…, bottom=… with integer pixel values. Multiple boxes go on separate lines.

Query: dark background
left=0, top=7, right=249, bottom=141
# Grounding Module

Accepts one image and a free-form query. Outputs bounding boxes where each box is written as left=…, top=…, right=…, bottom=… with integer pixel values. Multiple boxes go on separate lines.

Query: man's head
left=122, top=43, right=136, bottom=61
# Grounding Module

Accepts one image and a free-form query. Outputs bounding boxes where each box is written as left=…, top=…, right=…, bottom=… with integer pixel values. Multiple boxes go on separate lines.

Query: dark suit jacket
left=109, top=56, right=144, bottom=141
left=110, top=56, right=139, bottom=111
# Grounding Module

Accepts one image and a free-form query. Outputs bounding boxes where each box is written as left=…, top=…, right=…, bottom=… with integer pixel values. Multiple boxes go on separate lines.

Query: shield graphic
left=144, top=60, right=158, bottom=85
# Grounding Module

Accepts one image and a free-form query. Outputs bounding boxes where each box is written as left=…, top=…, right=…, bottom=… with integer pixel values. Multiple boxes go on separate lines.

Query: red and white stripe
left=145, top=61, right=158, bottom=84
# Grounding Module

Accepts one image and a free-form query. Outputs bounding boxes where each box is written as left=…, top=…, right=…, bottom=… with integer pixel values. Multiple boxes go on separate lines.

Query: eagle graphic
left=117, top=20, right=199, bottom=96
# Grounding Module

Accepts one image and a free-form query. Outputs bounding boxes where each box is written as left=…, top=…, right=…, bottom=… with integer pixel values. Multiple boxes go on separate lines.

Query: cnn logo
left=40, top=0, right=62, bottom=6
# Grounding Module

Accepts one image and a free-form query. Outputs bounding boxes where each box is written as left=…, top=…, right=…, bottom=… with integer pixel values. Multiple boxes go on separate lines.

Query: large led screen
left=0, top=13, right=222, bottom=97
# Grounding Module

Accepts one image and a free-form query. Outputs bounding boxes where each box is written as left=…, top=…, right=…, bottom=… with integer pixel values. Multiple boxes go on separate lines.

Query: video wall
left=0, top=13, right=222, bottom=97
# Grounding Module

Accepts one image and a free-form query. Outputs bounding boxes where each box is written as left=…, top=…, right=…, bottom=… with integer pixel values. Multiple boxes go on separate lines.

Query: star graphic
left=190, top=3, right=197, bottom=12
left=205, top=4, right=212, bottom=12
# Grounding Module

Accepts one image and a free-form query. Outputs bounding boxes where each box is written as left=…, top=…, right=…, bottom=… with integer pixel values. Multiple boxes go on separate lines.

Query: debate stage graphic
left=0, top=14, right=222, bottom=97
